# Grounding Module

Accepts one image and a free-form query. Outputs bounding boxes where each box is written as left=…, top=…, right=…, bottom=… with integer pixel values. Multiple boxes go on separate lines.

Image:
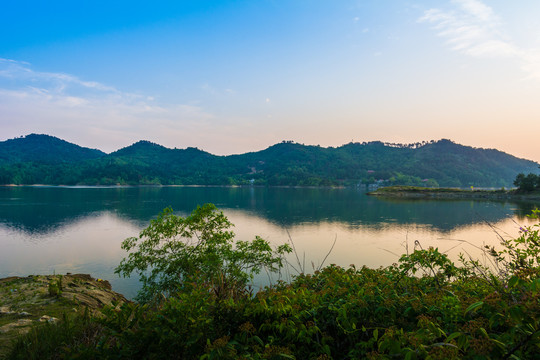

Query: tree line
left=2, top=135, right=539, bottom=188
left=514, top=172, right=540, bottom=192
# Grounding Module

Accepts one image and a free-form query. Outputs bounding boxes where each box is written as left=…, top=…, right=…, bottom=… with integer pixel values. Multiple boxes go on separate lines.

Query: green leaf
left=465, top=301, right=483, bottom=315
left=509, top=306, right=524, bottom=323
left=478, top=327, right=489, bottom=339
left=491, top=338, right=506, bottom=350
left=446, top=332, right=462, bottom=343
left=404, top=350, right=415, bottom=360
left=252, top=336, right=264, bottom=346
left=278, top=354, right=295, bottom=359
left=508, top=276, right=520, bottom=288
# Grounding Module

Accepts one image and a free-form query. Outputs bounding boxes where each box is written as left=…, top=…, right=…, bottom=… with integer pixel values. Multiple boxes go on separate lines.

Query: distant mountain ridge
left=0, top=134, right=538, bottom=187
left=0, top=134, right=105, bottom=164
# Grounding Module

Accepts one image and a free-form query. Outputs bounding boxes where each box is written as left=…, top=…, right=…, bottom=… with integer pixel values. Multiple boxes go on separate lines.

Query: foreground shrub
left=115, top=204, right=292, bottom=303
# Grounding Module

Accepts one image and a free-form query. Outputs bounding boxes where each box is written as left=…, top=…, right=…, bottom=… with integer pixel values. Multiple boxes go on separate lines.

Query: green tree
left=514, top=173, right=539, bottom=192
left=115, top=204, right=291, bottom=302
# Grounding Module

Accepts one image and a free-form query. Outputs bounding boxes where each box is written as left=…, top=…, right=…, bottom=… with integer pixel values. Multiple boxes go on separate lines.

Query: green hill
left=0, top=135, right=537, bottom=187
left=0, top=134, right=105, bottom=164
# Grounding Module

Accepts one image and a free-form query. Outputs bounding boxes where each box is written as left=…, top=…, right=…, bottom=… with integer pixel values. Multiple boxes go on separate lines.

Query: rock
left=39, top=315, right=59, bottom=324
left=0, top=273, right=129, bottom=357
left=0, top=306, right=14, bottom=315
left=0, top=319, right=34, bottom=334
left=58, top=274, right=127, bottom=311
left=70, top=274, right=93, bottom=282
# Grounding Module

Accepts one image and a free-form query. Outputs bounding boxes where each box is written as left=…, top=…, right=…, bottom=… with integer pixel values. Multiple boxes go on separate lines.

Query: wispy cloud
left=0, top=58, right=137, bottom=100
left=419, top=0, right=540, bottom=79
left=0, top=59, right=214, bottom=152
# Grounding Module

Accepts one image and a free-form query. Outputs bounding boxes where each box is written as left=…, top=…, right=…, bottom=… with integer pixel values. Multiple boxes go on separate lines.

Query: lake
left=1, top=186, right=538, bottom=299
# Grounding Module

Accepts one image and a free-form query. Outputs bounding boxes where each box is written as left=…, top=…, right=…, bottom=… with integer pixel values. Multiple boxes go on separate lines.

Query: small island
left=367, top=185, right=540, bottom=201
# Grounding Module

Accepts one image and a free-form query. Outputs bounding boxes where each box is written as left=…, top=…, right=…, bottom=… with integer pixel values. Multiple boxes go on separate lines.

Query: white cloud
left=0, top=58, right=124, bottom=96
left=419, top=0, right=540, bottom=80
left=0, top=59, right=214, bottom=152
left=453, top=0, right=494, bottom=22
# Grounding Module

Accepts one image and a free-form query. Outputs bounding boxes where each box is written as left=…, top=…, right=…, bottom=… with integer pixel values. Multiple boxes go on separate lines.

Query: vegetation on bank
left=370, top=186, right=477, bottom=193
left=514, top=173, right=540, bottom=193
left=368, top=172, right=540, bottom=199
left=1, top=134, right=538, bottom=188
left=5, top=205, right=540, bottom=359
left=367, top=186, right=511, bottom=197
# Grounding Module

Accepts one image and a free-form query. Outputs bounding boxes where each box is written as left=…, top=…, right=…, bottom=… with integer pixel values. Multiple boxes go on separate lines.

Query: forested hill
left=0, top=134, right=105, bottom=164
left=0, top=135, right=538, bottom=187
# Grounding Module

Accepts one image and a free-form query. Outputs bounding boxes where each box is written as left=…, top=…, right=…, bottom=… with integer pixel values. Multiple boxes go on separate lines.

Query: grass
left=6, top=312, right=104, bottom=360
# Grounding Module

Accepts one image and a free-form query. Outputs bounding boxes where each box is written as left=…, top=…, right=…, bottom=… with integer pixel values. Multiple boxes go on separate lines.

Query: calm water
left=1, top=186, right=538, bottom=299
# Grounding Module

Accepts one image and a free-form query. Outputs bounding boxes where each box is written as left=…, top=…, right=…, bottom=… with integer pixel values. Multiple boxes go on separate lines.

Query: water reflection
left=0, top=211, right=141, bottom=298
left=0, top=186, right=538, bottom=298
left=1, top=208, right=529, bottom=299
left=1, top=186, right=538, bottom=235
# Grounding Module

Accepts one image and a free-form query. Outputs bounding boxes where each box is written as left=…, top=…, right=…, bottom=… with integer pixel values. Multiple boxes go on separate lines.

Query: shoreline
left=367, top=186, right=540, bottom=201
left=0, top=184, right=347, bottom=189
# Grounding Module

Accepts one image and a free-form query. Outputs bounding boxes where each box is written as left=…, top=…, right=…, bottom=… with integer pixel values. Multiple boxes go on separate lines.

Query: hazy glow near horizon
left=1, top=1, right=540, bottom=161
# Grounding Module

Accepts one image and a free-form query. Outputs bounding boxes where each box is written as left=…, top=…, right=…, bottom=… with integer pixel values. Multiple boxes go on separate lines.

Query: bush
left=47, top=275, right=62, bottom=297
left=514, top=173, right=540, bottom=192
left=115, top=204, right=292, bottom=303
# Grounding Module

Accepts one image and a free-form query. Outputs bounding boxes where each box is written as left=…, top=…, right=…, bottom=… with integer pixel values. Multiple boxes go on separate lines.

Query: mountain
left=83, top=141, right=225, bottom=185
left=109, top=140, right=215, bottom=166
left=0, top=136, right=538, bottom=187
left=230, top=140, right=539, bottom=187
left=0, top=134, right=105, bottom=164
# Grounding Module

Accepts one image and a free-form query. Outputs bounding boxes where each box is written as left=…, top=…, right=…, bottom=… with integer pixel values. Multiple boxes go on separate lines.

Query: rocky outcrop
left=0, top=274, right=128, bottom=356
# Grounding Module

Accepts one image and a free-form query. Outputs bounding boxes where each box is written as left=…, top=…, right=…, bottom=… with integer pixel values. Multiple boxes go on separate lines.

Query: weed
left=47, top=276, right=63, bottom=298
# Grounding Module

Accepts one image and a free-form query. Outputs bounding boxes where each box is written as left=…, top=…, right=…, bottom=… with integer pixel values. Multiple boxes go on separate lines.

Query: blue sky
left=1, top=1, right=540, bottom=161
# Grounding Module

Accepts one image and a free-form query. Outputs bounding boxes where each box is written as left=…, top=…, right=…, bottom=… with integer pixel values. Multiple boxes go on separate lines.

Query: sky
left=1, top=1, right=540, bottom=161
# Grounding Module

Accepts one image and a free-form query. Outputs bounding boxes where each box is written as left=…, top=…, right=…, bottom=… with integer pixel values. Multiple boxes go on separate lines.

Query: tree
left=115, top=204, right=291, bottom=302
left=514, top=173, right=539, bottom=192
